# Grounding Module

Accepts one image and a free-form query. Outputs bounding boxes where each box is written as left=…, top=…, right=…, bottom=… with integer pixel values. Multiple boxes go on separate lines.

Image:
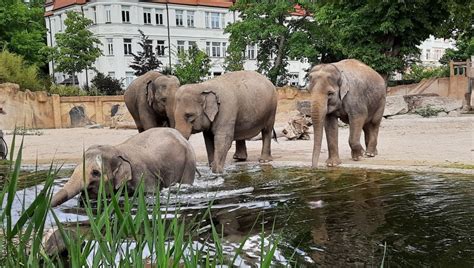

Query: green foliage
left=91, top=72, right=123, bottom=95
left=47, top=11, right=102, bottom=83
left=0, top=0, right=47, bottom=68
left=313, top=0, right=454, bottom=77
left=174, top=46, right=211, bottom=85
left=403, top=64, right=449, bottom=83
left=48, top=84, right=87, bottom=96
left=225, top=0, right=319, bottom=85
left=0, top=50, right=44, bottom=90
left=129, top=30, right=162, bottom=76
left=439, top=34, right=474, bottom=65
left=415, top=105, right=444, bottom=117
left=0, top=137, right=281, bottom=267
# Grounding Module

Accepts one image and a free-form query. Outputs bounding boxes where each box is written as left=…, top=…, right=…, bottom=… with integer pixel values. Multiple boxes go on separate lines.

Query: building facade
left=418, top=36, right=455, bottom=67
left=44, top=0, right=311, bottom=88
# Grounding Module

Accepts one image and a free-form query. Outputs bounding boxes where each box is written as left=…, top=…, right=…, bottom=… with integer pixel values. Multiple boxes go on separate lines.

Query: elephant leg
left=348, top=116, right=365, bottom=161
left=258, top=127, right=273, bottom=163
left=325, top=115, right=341, bottom=167
left=203, top=131, right=215, bottom=166
left=364, top=122, right=380, bottom=157
left=212, top=132, right=233, bottom=173
left=233, top=140, right=248, bottom=161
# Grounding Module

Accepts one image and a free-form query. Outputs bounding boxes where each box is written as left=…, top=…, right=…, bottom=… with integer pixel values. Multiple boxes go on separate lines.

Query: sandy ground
left=3, top=112, right=473, bottom=174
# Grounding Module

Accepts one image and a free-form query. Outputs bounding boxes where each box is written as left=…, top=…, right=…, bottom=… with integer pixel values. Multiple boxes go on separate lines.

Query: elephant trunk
left=311, top=95, right=328, bottom=168
left=177, top=124, right=192, bottom=140
left=166, top=94, right=176, bottom=128
left=51, top=163, right=88, bottom=207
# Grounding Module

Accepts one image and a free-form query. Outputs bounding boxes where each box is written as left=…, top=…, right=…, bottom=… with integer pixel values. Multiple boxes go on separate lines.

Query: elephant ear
left=201, top=90, right=219, bottom=122
left=146, top=80, right=155, bottom=107
left=337, top=71, right=348, bottom=100
left=112, top=156, right=132, bottom=190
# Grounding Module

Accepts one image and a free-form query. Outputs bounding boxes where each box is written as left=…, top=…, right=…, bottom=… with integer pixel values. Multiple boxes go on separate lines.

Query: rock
left=448, top=110, right=461, bottom=117
left=437, top=112, right=448, bottom=117
left=111, top=104, right=136, bottom=129
left=384, top=95, right=409, bottom=117
left=296, top=100, right=311, bottom=116
left=85, top=123, right=103, bottom=129
left=404, top=94, right=462, bottom=112
left=387, top=114, right=423, bottom=120
left=282, top=114, right=312, bottom=140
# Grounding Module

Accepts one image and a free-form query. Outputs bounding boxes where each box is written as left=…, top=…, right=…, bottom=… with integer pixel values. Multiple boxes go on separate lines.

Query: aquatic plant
left=0, top=133, right=281, bottom=267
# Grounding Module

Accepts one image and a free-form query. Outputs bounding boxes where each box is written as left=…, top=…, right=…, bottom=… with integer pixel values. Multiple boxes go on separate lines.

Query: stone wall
left=0, top=83, right=129, bottom=130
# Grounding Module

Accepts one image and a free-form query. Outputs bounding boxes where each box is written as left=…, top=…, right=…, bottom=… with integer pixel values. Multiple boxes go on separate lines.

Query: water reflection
left=10, top=164, right=474, bottom=266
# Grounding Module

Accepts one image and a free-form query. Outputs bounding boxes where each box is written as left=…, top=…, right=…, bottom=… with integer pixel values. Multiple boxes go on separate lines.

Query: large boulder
left=404, top=94, right=462, bottom=112
left=383, top=95, right=409, bottom=117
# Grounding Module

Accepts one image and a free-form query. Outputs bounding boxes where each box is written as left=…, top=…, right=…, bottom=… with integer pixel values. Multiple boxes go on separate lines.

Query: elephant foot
left=233, top=153, right=247, bottom=162
left=211, top=163, right=224, bottom=174
left=326, top=158, right=342, bottom=167
left=351, top=149, right=365, bottom=161
left=258, top=155, right=273, bottom=163
left=365, top=150, right=377, bottom=157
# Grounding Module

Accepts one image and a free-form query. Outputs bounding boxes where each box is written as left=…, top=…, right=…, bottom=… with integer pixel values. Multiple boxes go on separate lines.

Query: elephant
left=50, top=128, right=196, bottom=207
left=173, top=70, right=278, bottom=174
left=124, top=71, right=180, bottom=132
left=308, top=59, right=386, bottom=168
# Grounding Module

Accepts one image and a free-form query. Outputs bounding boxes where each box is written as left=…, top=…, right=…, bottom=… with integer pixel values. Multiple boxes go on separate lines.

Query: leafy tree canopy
left=48, top=11, right=102, bottom=82
left=174, top=45, right=211, bottom=85
left=0, top=0, right=47, bottom=67
left=129, top=29, right=162, bottom=76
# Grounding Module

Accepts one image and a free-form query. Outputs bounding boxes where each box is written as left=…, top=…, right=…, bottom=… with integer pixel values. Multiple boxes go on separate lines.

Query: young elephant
left=50, top=128, right=196, bottom=207
left=174, top=70, right=278, bottom=174
left=308, top=59, right=386, bottom=168
left=124, top=71, right=180, bottom=131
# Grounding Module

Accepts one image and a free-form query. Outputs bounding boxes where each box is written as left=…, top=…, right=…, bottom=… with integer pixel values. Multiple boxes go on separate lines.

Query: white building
left=44, top=0, right=311, bottom=88
left=417, top=36, right=455, bottom=67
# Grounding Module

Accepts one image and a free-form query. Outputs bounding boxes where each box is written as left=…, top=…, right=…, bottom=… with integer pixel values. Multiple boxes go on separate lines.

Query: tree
left=129, top=30, right=162, bottom=76
left=313, top=0, right=463, bottom=79
left=439, top=35, right=474, bottom=64
left=174, top=45, right=211, bottom=85
left=225, top=1, right=319, bottom=86
left=0, top=0, right=47, bottom=69
left=49, top=11, right=102, bottom=86
left=91, top=72, right=123, bottom=95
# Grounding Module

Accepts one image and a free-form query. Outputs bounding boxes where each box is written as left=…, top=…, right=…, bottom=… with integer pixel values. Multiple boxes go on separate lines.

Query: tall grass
left=0, top=51, right=44, bottom=91
left=0, top=134, right=281, bottom=267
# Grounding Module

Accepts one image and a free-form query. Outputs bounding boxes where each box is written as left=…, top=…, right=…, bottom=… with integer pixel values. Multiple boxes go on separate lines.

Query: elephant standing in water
left=124, top=71, right=180, bottom=132
left=50, top=128, right=196, bottom=207
left=308, top=59, right=386, bottom=168
left=174, top=71, right=278, bottom=174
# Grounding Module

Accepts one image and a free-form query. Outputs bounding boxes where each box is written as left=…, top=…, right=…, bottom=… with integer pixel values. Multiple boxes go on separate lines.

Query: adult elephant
left=174, top=71, right=278, bottom=174
left=124, top=71, right=180, bottom=132
left=50, top=128, right=196, bottom=207
left=308, top=59, right=386, bottom=168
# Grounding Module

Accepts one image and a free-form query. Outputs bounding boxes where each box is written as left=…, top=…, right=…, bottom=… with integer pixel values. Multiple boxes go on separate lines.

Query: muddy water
left=11, top=165, right=474, bottom=267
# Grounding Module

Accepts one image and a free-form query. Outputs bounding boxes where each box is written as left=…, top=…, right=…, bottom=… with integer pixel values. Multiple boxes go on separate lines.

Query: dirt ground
left=3, top=102, right=473, bottom=174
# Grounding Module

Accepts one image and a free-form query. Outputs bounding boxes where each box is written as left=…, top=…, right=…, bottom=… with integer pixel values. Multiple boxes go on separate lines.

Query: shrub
left=91, top=72, right=123, bottom=95
left=48, top=84, right=87, bottom=96
left=415, top=105, right=444, bottom=117
left=0, top=50, right=44, bottom=90
left=403, top=64, right=449, bottom=83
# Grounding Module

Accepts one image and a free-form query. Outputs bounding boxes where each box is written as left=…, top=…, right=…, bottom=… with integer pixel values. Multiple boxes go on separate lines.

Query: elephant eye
left=91, top=169, right=101, bottom=177
left=185, top=113, right=195, bottom=122
left=328, top=91, right=335, bottom=96
left=160, top=97, right=167, bottom=103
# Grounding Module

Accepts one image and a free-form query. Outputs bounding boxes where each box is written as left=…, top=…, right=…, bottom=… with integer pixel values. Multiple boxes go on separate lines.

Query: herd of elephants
left=50, top=59, right=387, bottom=207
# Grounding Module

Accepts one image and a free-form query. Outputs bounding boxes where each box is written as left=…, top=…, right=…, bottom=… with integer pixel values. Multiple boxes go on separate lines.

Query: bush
left=415, top=105, right=444, bottom=117
left=48, top=84, right=87, bottom=96
left=0, top=50, right=44, bottom=90
left=403, top=64, right=449, bottom=83
left=91, top=72, right=123, bottom=95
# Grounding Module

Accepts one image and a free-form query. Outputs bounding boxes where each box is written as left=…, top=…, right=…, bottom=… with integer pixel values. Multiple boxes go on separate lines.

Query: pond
left=9, top=164, right=474, bottom=267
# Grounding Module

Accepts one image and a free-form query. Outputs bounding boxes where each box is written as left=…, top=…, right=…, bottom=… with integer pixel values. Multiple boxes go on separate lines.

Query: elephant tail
left=272, top=128, right=278, bottom=143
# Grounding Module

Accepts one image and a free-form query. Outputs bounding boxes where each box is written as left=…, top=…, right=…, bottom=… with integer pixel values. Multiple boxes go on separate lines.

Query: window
left=211, top=42, right=221, bottom=57
left=107, top=38, right=114, bottom=55
left=188, top=41, right=197, bottom=50
left=59, top=15, right=63, bottom=31
left=122, top=6, right=130, bottom=23
left=176, top=10, right=183, bottom=26
left=247, top=45, right=256, bottom=59
left=108, top=72, right=115, bottom=78
left=105, top=6, right=111, bottom=23
left=205, top=12, right=210, bottom=28
left=124, top=38, right=132, bottom=55
left=187, top=11, right=194, bottom=27
left=211, top=13, right=220, bottom=29
left=144, top=8, right=152, bottom=24
left=425, top=49, right=430, bottom=60
left=156, top=40, right=166, bottom=56
left=206, top=42, right=210, bottom=55
left=155, top=9, right=163, bottom=25
left=125, top=72, right=134, bottom=87
left=91, top=7, right=97, bottom=24
left=177, top=41, right=185, bottom=54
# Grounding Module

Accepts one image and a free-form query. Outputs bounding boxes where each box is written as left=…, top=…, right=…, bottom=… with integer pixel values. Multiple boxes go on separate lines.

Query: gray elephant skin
left=174, top=70, right=278, bottom=174
left=124, top=71, right=180, bottom=132
left=308, top=59, right=386, bottom=168
left=50, top=128, right=196, bottom=207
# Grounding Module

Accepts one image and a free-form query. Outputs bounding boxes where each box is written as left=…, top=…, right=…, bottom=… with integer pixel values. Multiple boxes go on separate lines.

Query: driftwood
left=282, top=114, right=312, bottom=140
